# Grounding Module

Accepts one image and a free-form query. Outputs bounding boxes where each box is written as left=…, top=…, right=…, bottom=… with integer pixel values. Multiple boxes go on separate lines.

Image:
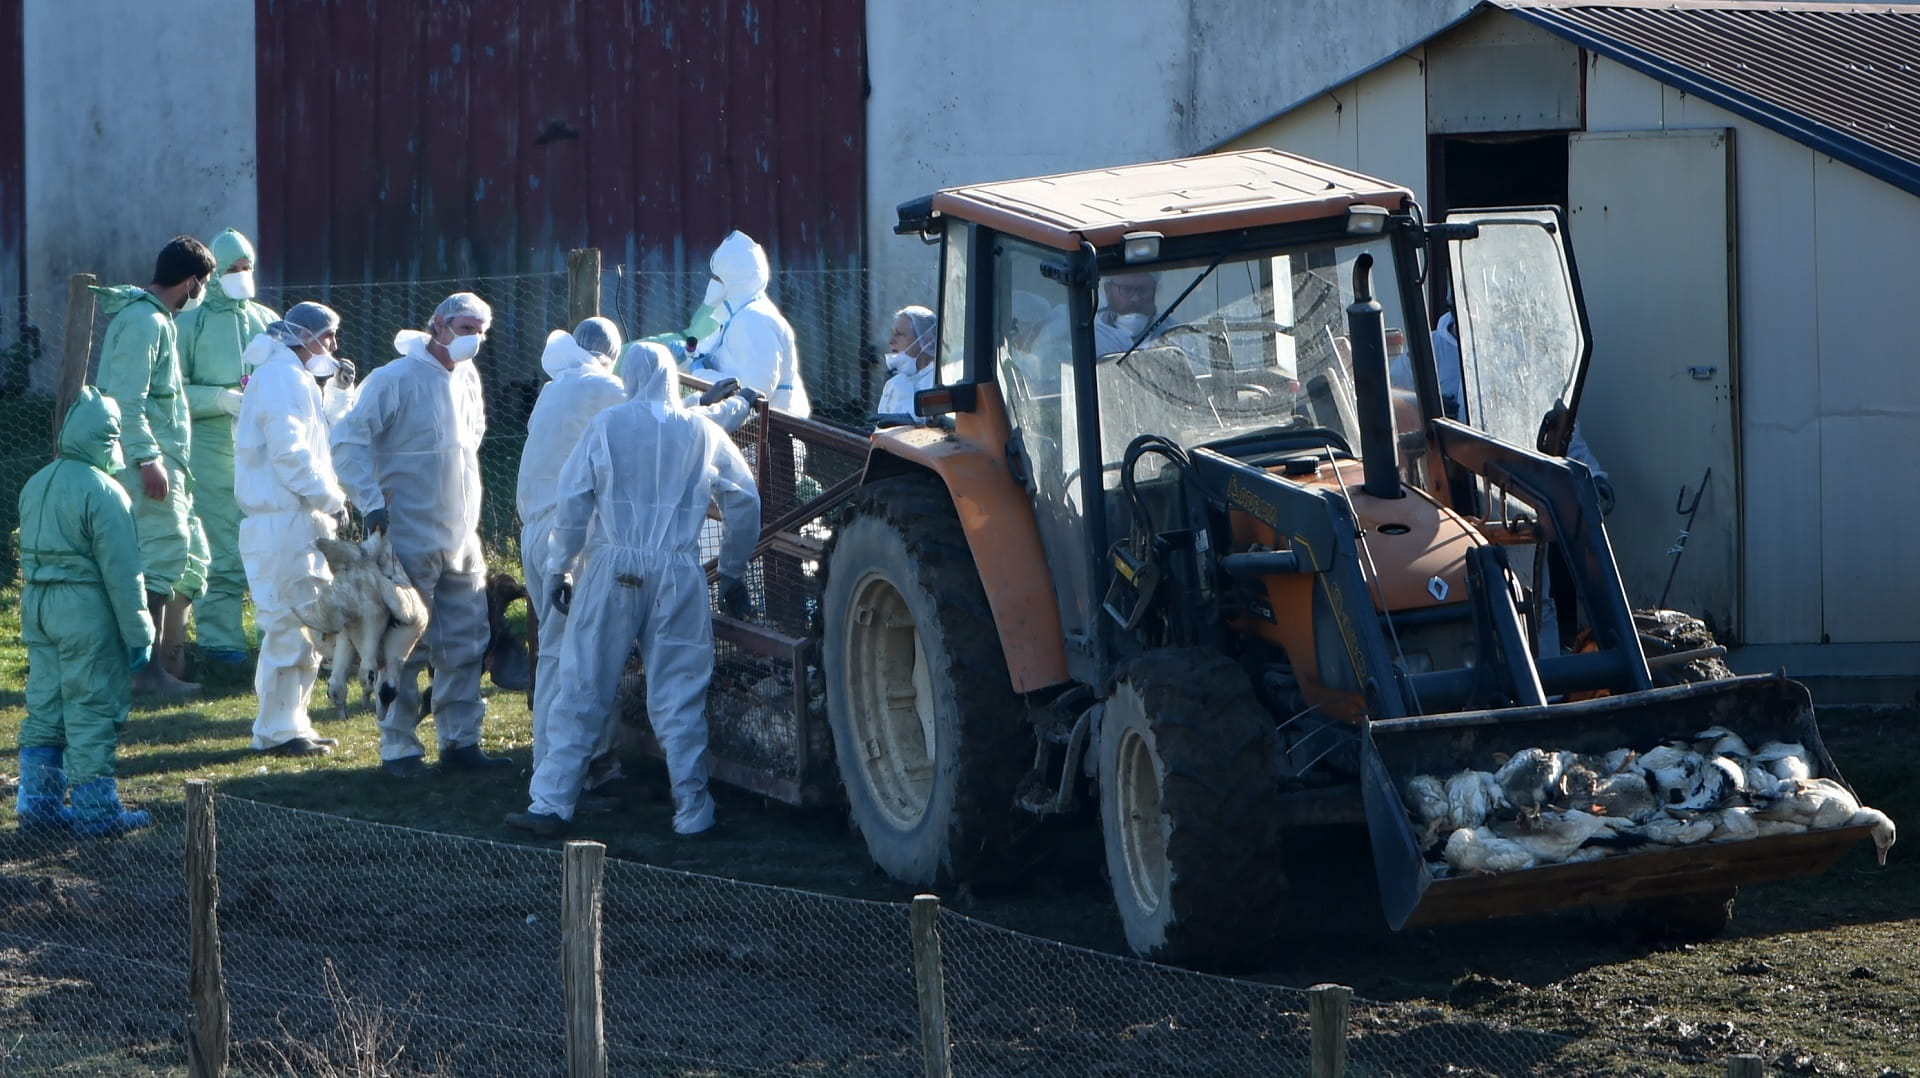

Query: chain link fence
left=0, top=791, right=1729, bottom=1076
left=0, top=262, right=906, bottom=584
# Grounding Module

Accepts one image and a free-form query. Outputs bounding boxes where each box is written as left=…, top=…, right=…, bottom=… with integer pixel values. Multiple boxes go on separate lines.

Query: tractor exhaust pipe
left=1347, top=253, right=1403, bottom=500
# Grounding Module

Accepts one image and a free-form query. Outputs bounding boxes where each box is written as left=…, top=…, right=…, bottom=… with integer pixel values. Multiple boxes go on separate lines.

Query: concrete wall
left=863, top=0, right=1471, bottom=332
left=23, top=0, right=256, bottom=305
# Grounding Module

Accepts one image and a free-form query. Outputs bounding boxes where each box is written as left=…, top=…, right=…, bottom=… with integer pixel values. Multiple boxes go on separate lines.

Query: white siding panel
left=1569, top=130, right=1741, bottom=634
left=1354, top=55, right=1431, bottom=207
left=1583, top=55, right=1665, bottom=131
left=1813, top=160, right=1920, bottom=642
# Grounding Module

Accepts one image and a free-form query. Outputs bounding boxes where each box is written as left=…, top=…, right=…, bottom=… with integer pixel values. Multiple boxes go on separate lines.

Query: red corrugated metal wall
left=255, top=0, right=866, bottom=284
left=0, top=1, right=23, bottom=302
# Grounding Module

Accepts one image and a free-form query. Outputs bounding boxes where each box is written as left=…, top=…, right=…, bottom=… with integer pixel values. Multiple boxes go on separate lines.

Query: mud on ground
left=589, top=704, right=1920, bottom=1075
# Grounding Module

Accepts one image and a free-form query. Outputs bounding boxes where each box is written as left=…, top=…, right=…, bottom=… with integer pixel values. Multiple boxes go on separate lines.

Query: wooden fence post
left=561, top=840, right=607, bottom=1078
left=566, top=249, right=602, bottom=327
left=185, top=780, right=229, bottom=1078
left=1727, top=1056, right=1764, bottom=1078
left=1308, top=983, right=1352, bottom=1078
left=910, top=894, right=952, bottom=1078
left=52, top=273, right=96, bottom=447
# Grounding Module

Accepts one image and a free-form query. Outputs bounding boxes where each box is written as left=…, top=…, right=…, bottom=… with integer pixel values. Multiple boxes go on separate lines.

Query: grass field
left=0, top=581, right=1915, bottom=1075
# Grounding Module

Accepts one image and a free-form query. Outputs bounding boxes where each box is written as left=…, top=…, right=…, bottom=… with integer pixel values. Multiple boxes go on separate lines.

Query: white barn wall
left=1586, top=54, right=1920, bottom=645
left=1808, top=158, right=1920, bottom=642
left=1217, top=54, right=1432, bottom=208
left=23, top=0, right=257, bottom=308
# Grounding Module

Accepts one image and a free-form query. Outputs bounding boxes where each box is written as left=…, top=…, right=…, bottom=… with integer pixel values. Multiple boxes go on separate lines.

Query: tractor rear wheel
left=820, top=477, right=1029, bottom=887
left=1098, top=649, right=1287, bottom=970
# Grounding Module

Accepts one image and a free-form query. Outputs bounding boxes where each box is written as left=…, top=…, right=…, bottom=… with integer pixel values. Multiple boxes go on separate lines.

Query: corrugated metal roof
left=1498, top=1, right=1920, bottom=197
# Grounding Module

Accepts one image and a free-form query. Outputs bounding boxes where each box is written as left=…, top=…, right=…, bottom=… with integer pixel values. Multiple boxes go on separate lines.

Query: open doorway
left=1427, top=133, right=1570, bottom=316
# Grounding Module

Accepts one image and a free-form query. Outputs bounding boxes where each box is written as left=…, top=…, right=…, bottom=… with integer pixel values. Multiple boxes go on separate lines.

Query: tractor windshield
left=1088, top=236, right=1417, bottom=487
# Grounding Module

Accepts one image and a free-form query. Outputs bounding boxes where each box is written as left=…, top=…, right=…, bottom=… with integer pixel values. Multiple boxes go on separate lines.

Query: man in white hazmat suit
left=519, top=318, right=627, bottom=781
left=331, top=292, right=511, bottom=779
left=687, top=230, right=810, bottom=418
left=235, top=302, right=350, bottom=757
left=506, top=342, right=760, bottom=837
left=520, top=327, right=760, bottom=791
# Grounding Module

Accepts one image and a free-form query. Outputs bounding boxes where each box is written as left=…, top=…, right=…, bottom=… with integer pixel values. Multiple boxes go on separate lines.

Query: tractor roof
left=929, top=148, right=1414, bottom=252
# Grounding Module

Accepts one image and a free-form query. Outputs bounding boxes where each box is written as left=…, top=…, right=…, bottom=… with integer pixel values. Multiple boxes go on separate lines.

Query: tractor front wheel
left=1098, top=649, right=1288, bottom=970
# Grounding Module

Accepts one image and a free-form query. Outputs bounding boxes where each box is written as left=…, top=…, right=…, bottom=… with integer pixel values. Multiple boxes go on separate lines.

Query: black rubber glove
left=736, top=384, right=764, bottom=409
left=364, top=508, right=389, bottom=535
left=697, top=376, right=740, bottom=407
left=869, top=413, right=917, bottom=429
left=718, top=575, right=752, bottom=619
left=552, top=574, right=574, bottom=617
left=1594, top=476, right=1617, bottom=516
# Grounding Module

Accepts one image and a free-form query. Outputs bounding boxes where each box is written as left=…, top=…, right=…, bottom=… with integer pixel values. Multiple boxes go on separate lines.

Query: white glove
left=217, top=388, right=244, bottom=417
left=314, top=484, right=347, bottom=516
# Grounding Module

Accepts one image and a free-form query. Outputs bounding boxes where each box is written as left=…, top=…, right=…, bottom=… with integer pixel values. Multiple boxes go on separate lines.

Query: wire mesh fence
left=0, top=262, right=896, bottom=585
left=0, top=789, right=1745, bottom=1077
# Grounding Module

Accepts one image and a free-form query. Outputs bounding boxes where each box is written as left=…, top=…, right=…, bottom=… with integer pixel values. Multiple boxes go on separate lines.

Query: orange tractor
left=697, top=149, right=1874, bottom=968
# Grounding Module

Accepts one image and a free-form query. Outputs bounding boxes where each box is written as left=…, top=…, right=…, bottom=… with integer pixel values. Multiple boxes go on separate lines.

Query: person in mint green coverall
left=15, top=387, right=158, bottom=837
left=177, top=228, right=278, bottom=668
left=93, top=235, right=215, bottom=696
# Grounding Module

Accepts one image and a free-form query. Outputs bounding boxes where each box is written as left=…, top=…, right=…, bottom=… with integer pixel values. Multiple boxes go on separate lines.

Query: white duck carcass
left=301, top=532, right=431, bottom=725
left=1849, top=808, right=1897, bottom=865
left=1444, top=827, right=1536, bottom=875
left=1692, top=725, right=1754, bottom=759
left=1494, top=809, right=1644, bottom=864
left=1756, top=777, right=1861, bottom=831
left=1637, top=815, right=1718, bottom=846
left=1709, top=806, right=1760, bottom=842
left=1751, top=741, right=1814, bottom=782
left=1444, top=770, right=1506, bottom=832
left=1402, top=775, right=1451, bottom=847
left=1493, top=748, right=1567, bottom=816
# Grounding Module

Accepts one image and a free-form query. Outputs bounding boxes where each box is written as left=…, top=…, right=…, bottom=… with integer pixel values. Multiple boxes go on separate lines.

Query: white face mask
left=703, top=278, right=725, bottom=307
left=220, top=270, right=256, bottom=300
left=1114, top=313, right=1150, bottom=341
left=444, top=332, right=483, bottom=362
left=884, top=351, right=916, bottom=375
left=302, top=348, right=340, bottom=378
left=179, top=286, right=205, bottom=314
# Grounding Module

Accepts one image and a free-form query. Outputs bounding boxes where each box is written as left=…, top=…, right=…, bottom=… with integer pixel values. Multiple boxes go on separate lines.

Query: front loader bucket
left=1360, top=674, right=1873, bottom=931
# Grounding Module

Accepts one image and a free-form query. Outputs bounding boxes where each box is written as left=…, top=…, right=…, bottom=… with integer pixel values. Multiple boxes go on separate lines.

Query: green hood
left=212, top=228, right=256, bottom=272
left=89, top=284, right=170, bottom=318
left=58, top=386, right=125, bottom=474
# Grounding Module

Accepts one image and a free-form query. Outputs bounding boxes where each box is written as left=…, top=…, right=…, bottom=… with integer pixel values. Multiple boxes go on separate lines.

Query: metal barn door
left=1567, top=128, right=1740, bottom=637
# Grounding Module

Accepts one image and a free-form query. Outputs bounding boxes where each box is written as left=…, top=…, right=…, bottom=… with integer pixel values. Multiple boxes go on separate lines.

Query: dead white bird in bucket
left=298, top=532, right=431, bottom=725
left=1757, top=777, right=1898, bottom=865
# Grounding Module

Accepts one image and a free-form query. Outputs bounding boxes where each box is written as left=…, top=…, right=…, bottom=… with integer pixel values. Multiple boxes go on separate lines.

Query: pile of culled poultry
left=1401, top=726, right=1896, bottom=877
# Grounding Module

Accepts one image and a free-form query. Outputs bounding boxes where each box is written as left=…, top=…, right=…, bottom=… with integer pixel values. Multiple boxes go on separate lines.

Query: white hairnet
left=1011, top=290, right=1053, bottom=330
left=433, top=291, right=493, bottom=328
left=894, top=305, right=936, bottom=354
left=623, top=342, right=682, bottom=406
left=573, top=316, right=622, bottom=361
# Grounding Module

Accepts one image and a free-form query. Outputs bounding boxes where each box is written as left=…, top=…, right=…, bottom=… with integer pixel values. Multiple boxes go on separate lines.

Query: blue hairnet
left=572, top=316, right=622, bottom=361
left=286, top=301, right=340, bottom=340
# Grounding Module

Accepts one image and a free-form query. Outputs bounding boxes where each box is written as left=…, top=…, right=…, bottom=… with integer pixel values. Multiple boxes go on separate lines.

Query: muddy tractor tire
left=1098, top=649, right=1287, bottom=970
left=1635, top=608, right=1735, bottom=686
left=820, top=477, right=1029, bottom=888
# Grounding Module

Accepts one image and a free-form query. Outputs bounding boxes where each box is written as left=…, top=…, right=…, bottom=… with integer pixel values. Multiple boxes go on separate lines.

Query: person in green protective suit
left=93, top=235, right=215, bottom=696
left=177, top=228, right=278, bottom=672
left=16, top=387, right=158, bottom=837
